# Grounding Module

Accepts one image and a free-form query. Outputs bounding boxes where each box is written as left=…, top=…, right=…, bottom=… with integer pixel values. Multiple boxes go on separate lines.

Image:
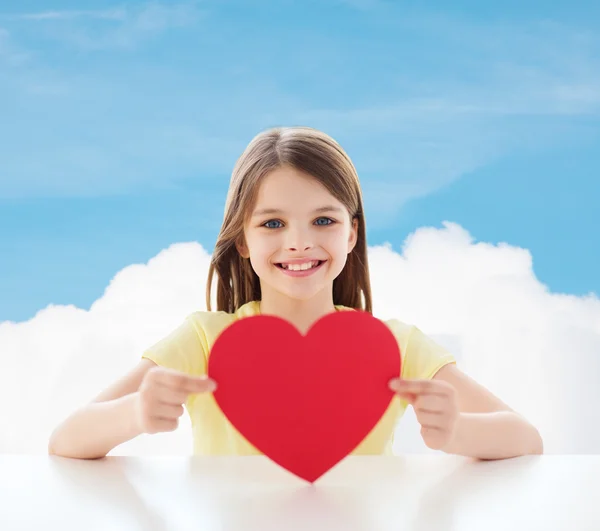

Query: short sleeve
left=141, top=316, right=207, bottom=377
left=386, top=319, right=456, bottom=381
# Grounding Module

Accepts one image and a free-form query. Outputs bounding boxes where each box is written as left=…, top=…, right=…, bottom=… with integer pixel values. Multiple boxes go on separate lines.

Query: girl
left=48, top=126, right=543, bottom=460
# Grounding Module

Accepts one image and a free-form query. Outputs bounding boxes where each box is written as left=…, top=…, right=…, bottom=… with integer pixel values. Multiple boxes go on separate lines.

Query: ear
left=347, top=217, right=358, bottom=254
left=236, top=238, right=250, bottom=259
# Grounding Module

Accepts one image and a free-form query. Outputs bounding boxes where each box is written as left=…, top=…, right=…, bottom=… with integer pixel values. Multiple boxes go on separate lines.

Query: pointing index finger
left=155, top=369, right=216, bottom=392
left=185, top=376, right=217, bottom=393
left=389, top=378, right=440, bottom=395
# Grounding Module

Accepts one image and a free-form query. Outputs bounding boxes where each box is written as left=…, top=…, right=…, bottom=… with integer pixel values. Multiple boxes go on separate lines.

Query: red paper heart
left=207, top=310, right=401, bottom=482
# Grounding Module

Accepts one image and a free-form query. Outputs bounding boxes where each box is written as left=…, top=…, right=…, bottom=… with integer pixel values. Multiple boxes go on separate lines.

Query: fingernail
left=203, top=378, right=216, bottom=392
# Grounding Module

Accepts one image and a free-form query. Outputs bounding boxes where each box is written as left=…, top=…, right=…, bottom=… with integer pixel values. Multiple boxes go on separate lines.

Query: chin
left=256, top=260, right=343, bottom=302
left=275, top=285, right=326, bottom=302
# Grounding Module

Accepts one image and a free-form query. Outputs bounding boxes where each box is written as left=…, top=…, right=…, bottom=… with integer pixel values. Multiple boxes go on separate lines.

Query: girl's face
left=239, top=166, right=358, bottom=304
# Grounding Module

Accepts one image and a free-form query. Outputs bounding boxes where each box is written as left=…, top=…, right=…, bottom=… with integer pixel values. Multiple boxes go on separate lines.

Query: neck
left=258, top=289, right=336, bottom=335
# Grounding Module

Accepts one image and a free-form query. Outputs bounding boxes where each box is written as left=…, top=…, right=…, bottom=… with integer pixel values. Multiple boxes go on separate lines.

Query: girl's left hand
left=389, top=377, right=460, bottom=451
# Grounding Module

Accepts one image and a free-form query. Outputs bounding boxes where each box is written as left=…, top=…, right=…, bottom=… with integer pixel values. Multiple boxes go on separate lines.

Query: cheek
left=246, top=233, right=277, bottom=259
left=325, top=228, right=352, bottom=256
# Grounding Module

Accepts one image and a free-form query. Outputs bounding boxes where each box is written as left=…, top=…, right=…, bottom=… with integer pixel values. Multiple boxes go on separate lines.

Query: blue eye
left=263, top=220, right=283, bottom=229
left=262, top=218, right=334, bottom=229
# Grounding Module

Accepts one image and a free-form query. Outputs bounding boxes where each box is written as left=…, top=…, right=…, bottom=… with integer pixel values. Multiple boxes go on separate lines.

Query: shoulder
left=381, top=316, right=439, bottom=347
left=381, top=316, right=413, bottom=340
left=335, top=307, right=415, bottom=344
left=187, top=309, right=236, bottom=331
left=380, top=317, right=417, bottom=356
left=380, top=316, right=457, bottom=380
left=186, top=300, right=261, bottom=339
left=142, top=302, right=260, bottom=375
left=337, top=308, right=416, bottom=354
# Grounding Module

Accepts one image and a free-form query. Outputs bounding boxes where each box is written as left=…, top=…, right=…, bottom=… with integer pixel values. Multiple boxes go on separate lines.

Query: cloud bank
left=1, top=222, right=599, bottom=456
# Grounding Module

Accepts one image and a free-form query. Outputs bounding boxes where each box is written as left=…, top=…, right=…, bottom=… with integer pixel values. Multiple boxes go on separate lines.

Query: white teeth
left=282, top=261, right=319, bottom=271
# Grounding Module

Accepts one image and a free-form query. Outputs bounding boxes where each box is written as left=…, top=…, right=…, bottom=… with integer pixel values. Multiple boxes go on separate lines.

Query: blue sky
left=1, top=0, right=599, bottom=322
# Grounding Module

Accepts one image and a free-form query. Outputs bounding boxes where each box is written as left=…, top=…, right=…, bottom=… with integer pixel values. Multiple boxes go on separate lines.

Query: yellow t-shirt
left=141, top=301, right=456, bottom=456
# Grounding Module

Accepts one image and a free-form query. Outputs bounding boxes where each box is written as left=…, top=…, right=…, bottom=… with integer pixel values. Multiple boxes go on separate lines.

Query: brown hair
left=206, top=126, right=373, bottom=314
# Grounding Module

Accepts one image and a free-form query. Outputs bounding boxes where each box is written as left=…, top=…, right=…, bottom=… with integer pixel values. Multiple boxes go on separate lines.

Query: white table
left=0, top=454, right=598, bottom=530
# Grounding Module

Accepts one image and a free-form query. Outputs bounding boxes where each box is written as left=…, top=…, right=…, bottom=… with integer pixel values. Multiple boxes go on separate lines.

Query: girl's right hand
left=133, top=366, right=217, bottom=434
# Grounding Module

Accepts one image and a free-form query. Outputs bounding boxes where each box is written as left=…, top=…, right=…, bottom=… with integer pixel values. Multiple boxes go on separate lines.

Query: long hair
left=206, top=126, right=373, bottom=314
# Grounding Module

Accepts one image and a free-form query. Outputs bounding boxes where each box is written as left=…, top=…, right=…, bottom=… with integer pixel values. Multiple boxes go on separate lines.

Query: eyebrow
left=251, top=206, right=344, bottom=217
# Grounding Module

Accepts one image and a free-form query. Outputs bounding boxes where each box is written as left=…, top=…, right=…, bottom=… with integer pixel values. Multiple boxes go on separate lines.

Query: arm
left=433, top=364, right=543, bottom=459
left=48, top=359, right=156, bottom=459
left=440, top=410, right=543, bottom=460
left=48, top=393, right=144, bottom=460
left=390, top=364, right=543, bottom=460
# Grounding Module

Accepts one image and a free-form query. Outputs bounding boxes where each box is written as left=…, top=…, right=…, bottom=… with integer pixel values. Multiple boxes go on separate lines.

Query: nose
left=284, top=225, right=313, bottom=252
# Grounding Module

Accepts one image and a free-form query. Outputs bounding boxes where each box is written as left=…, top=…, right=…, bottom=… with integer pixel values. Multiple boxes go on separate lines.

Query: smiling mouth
left=276, top=260, right=324, bottom=271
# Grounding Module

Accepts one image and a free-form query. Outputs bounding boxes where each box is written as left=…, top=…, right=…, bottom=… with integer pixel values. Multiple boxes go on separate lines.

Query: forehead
left=254, top=166, right=339, bottom=207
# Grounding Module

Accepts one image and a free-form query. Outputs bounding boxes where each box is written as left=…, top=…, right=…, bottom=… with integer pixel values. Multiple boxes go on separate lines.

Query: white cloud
left=1, top=222, right=599, bottom=456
